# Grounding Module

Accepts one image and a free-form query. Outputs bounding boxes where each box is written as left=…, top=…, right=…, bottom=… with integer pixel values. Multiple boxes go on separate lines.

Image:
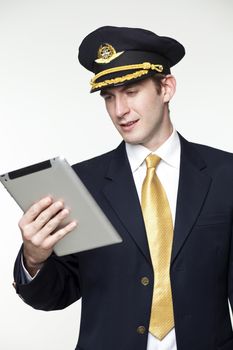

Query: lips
left=123, top=121, right=136, bottom=126
left=120, top=120, right=139, bottom=129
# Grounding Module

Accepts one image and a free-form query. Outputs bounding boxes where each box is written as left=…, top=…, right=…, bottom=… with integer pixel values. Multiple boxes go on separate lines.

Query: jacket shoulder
left=72, top=148, right=117, bottom=174
left=71, top=142, right=125, bottom=188
left=190, top=141, right=233, bottom=163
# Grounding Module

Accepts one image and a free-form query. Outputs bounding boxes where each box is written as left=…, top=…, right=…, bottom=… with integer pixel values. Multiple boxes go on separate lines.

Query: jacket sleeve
left=13, top=246, right=82, bottom=311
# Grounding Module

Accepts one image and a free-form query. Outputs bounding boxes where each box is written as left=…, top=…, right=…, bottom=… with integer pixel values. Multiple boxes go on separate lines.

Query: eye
left=102, top=94, right=113, bottom=101
left=126, top=89, right=138, bottom=96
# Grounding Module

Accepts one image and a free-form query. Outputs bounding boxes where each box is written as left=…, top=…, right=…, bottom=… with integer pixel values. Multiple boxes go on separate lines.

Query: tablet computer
left=0, top=157, right=122, bottom=256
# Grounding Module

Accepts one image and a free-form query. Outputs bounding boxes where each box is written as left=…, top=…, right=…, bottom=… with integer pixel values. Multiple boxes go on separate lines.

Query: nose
left=115, top=95, right=130, bottom=119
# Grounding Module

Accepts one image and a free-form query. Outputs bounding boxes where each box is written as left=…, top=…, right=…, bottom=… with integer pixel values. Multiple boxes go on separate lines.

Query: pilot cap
left=78, top=26, right=185, bottom=92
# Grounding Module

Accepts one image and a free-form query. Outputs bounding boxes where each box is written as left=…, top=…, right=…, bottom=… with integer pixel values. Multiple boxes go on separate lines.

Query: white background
left=0, top=0, right=232, bottom=348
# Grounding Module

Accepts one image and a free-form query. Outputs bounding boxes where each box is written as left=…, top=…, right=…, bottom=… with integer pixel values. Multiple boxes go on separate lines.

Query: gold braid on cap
left=90, top=62, right=163, bottom=90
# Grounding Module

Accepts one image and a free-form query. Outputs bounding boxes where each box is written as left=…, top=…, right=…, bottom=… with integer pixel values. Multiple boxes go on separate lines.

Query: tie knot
left=146, top=154, right=161, bottom=169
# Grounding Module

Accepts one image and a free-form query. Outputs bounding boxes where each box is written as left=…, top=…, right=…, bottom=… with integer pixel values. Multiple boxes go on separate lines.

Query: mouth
left=120, top=120, right=139, bottom=130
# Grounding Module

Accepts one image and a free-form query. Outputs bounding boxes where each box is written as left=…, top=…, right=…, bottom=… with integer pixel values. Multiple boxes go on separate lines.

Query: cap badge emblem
left=95, top=43, right=124, bottom=64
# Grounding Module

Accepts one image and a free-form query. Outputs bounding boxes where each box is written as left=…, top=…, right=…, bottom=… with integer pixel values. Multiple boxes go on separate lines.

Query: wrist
left=23, top=256, right=44, bottom=277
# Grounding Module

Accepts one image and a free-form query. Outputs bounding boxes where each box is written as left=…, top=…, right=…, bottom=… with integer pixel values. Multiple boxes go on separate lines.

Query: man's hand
left=18, top=196, right=77, bottom=276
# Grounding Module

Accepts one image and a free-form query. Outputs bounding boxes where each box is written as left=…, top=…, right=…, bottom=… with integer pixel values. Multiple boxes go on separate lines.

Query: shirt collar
left=125, top=128, right=181, bottom=173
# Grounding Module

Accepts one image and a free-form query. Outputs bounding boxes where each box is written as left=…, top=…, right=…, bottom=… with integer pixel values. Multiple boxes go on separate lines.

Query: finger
left=19, top=196, right=53, bottom=227
left=23, top=200, right=65, bottom=240
left=33, top=200, right=64, bottom=230
left=32, top=208, right=70, bottom=244
left=21, top=200, right=65, bottom=241
left=40, top=220, right=77, bottom=250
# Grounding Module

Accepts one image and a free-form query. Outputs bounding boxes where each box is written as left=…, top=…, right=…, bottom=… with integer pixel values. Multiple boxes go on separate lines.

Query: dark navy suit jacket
left=14, top=135, right=233, bottom=350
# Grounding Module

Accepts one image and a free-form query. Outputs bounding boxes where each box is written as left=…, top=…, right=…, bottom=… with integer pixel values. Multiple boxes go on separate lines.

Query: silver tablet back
left=0, top=157, right=122, bottom=255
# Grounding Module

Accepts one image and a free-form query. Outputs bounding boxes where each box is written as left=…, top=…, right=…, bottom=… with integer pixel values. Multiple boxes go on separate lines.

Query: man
left=13, top=26, right=233, bottom=350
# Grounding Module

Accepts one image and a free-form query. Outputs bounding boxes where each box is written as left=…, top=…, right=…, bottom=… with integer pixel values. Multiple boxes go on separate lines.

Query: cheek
left=134, top=94, right=157, bottom=114
left=105, top=102, right=111, bottom=115
left=105, top=104, right=115, bottom=121
left=147, top=98, right=163, bottom=117
left=108, top=111, right=119, bottom=129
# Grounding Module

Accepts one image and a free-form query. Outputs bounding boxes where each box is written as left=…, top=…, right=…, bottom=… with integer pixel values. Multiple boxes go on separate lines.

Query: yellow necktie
left=141, top=154, right=174, bottom=340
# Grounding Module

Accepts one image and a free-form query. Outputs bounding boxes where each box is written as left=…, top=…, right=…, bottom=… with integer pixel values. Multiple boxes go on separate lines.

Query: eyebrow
left=100, top=90, right=112, bottom=97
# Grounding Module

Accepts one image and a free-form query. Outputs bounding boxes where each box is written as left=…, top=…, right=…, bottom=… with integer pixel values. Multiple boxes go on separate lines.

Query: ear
left=162, top=75, right=176, bottom=103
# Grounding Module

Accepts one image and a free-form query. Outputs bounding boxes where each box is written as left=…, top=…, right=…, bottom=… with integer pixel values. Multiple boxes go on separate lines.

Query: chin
left=124, top=138, right=141, bottom=145
left=121, top=132, right=144, bottom=145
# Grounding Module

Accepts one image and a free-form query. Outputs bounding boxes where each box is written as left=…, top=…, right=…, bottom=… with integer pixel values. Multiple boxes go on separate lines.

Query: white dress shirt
left=125, top=128, right=181, bottom=350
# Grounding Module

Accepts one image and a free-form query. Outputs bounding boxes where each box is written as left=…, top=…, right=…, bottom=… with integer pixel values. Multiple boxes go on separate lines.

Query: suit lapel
left=171, top=135, right=212, bottom=264
left=102, top=142, right=151, bottom=264
left=101, top=136, right=212, bottom=266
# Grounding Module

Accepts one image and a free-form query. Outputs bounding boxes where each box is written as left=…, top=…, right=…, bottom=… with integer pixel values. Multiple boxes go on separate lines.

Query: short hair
left=151, top=74, right=167, bottom=95
left=151, top=74, right=171, bottom=114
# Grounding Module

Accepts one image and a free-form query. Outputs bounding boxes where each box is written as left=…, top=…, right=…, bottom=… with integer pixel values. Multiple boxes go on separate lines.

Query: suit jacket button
left=137, top=326, right=146, bottom=334
left=141, top=277, right=149, bottom=286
